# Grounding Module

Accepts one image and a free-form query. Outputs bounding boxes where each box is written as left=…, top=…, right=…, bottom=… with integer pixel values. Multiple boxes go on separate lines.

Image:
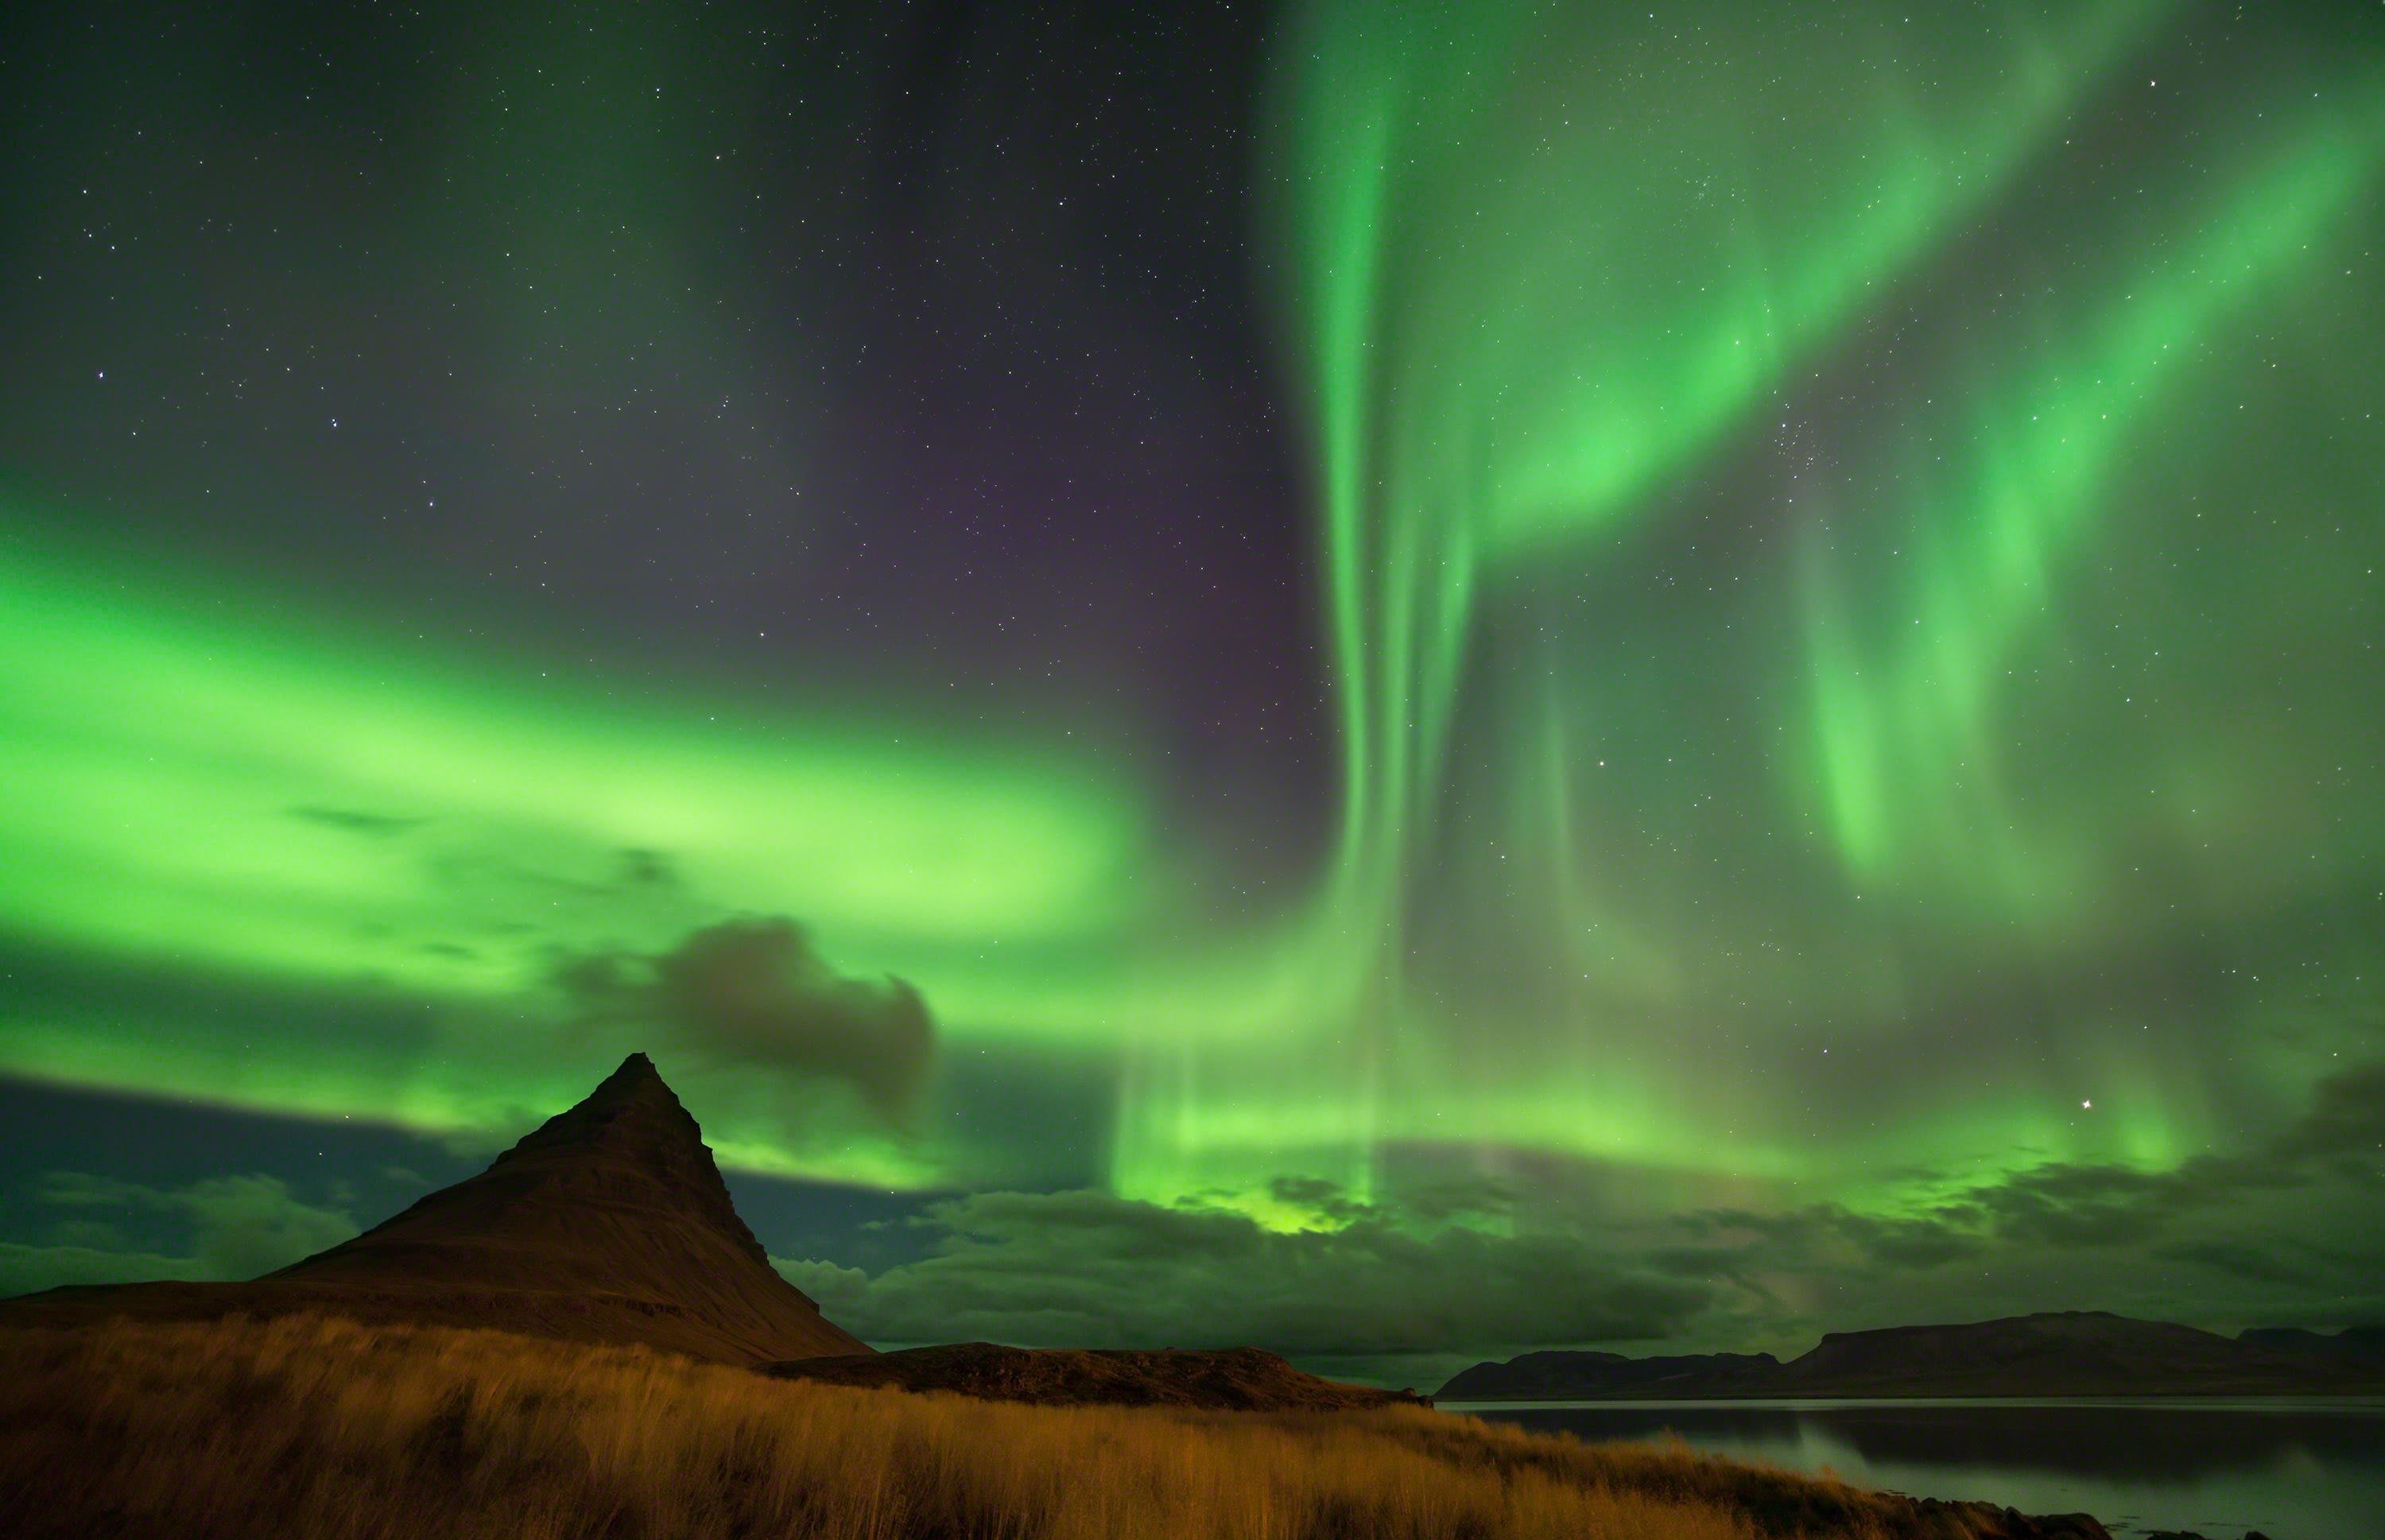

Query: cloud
left=615, top=848, right=677, bottom=888
left=1636, top=1058, right=2385, bottom=1341
left=285, top=805, right=427, bottom=836
left=770, top=1255, right=871, bottom=1314
left=757, top=1061, right=2385, bottom=1378
left=558, top=919, right=936, bottom=1121
left=777, top=1186, right=1708, bottom=1360
left=1944, top=1058, right=2385, bottom=1249
left=6, top=1173, right=359, bottom=1295
left=0, top=1242, right=190, bottom=1297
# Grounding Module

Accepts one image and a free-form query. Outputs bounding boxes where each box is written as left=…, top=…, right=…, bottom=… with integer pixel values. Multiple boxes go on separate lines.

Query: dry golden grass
left=0, top=1314, right=2021, bottom=1540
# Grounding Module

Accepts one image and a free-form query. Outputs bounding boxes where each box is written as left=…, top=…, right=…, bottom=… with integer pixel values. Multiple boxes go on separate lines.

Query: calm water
left=1453, top=1399, right=2385, bottom=1540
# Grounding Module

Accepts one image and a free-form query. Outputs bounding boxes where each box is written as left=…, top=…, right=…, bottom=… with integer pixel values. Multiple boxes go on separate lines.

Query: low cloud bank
left=775, top=1059, right=2385, bottom=1379
left=2, top=1173, right=358, bottom=1295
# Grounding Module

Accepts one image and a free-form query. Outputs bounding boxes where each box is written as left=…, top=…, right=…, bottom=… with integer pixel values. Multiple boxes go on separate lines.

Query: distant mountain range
left=1441, top=1311, right=2385, bottom=1400
left=2237, top=1325, right=2385, bottom=1365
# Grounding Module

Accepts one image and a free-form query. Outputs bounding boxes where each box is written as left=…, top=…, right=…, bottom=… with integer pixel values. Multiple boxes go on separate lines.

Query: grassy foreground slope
left=0, top=1315, right=2101, bottom=1540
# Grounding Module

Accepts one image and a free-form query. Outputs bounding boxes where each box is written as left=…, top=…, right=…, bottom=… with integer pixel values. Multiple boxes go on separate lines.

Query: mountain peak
left=388, top=1051, right=770, bottom=1273
left=603, top=1049, right=662, bottom=1086
left=225, top=1053, right=866, bottom=1362
left=503, top=1050, right=696, bottom=1145
left=546, top=1049, right=675, bottom=1124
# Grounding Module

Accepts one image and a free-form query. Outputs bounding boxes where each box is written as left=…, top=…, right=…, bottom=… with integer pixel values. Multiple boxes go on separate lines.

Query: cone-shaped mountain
left=2, top=1053, right=868, bottom=1364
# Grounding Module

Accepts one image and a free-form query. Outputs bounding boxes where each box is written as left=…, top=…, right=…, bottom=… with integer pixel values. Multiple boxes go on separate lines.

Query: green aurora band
left=4, top=0, right=2383, bottom=1243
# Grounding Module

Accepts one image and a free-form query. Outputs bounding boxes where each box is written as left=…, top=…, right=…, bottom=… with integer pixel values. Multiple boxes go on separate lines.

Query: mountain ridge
left=1441, top=1309, right=2385, bottom=1400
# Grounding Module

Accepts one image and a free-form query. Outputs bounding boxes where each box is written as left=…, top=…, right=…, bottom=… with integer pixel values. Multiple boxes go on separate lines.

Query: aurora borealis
left=3, top=0, right=2382, bottom=1379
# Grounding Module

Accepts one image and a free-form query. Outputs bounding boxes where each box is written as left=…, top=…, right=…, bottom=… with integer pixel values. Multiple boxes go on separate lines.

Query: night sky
left=4, top=0, right=2382, bottom=1387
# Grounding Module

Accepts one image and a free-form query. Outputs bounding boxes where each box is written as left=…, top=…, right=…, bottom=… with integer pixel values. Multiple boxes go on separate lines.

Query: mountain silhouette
left=2, top=1053, right=867, bottom=1364
left=2237, top=1324, right=2385, bottom=1366
left=1441, top=1310, right=2385, bottom=1400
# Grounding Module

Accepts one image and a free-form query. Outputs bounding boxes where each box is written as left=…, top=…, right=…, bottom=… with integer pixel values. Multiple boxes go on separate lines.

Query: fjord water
left=1458, top=1400, right=2385, bottom=1540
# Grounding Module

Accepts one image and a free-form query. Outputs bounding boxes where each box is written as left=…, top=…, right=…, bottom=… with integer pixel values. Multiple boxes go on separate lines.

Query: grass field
left=0, top=1313, right=2069, bottom=1539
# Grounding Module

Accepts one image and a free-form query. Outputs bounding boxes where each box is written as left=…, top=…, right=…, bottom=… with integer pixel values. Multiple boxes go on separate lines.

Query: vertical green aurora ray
left=1797, top=92, right=2385, bottom=917
left=1146, top=0, right=2171, bottom=1215
left=1262, top=0, right=2165, bottom=948
left=1099, top=0, right=2385, bottom=1223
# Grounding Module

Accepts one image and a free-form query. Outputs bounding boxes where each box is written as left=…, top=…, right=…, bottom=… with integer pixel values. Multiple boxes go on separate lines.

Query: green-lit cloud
left=2, top=1172, right=358, bottom=1294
